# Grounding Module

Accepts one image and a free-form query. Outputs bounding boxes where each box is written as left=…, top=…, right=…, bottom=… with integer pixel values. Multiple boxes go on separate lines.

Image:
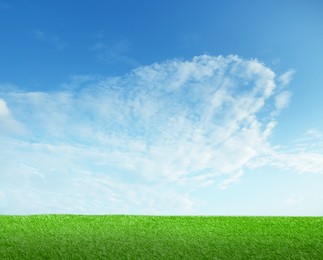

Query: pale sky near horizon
left=0, top=0, right=323, bottom=215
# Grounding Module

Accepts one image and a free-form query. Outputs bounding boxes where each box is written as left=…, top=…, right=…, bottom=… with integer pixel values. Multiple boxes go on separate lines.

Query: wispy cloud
left=218, top=170, right=244, bottom=190
left=250, top=129, right=323, bottom=174
left=270, top=152, right=323, bottom=174
left=1, top=55, right=320, bottom=214
left=89, top=39, right=139, bottom=67
left=33, top=30, right=66, bottom=50
left=290, top=129, right=323, bottom=153
left=275, top=91, right=292, bottom=110
left=278, top=69, right=295, bottom=86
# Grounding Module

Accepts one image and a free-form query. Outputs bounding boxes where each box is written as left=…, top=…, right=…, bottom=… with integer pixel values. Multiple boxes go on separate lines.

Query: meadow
left=0, top=215, right=322, bottom=259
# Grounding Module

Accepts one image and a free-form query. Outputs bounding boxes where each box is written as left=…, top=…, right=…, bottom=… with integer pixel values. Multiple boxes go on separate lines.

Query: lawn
left=0, top=215, right=322, bottom=259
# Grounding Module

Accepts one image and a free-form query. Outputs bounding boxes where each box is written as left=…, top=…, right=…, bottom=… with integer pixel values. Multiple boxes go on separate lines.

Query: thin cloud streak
left=278, top=69, right=296, bottom=86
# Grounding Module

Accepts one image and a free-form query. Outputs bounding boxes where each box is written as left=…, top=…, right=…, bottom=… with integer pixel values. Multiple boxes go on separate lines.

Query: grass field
left=0, top=215, right=322, bottom=259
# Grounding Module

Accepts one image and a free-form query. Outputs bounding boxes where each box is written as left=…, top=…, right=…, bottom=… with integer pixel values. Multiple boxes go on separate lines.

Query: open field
left=0, top=215, right=322, bottom=259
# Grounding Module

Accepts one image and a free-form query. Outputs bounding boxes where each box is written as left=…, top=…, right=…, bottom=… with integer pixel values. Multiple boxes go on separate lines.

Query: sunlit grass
left=0, top=215, right=322, bottom=259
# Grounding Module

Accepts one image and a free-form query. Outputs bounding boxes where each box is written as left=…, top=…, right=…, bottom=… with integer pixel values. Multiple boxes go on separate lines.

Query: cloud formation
left=278, top=69, right=295, bottom=86
left=0, top=98, right=25, bottom=135
left=275, top=91, right=292, bottom=110
left=0, top=55, right=320, bottom=214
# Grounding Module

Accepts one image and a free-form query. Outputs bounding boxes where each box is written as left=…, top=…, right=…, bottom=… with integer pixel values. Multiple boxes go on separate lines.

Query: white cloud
left=248, top=127, right=323, bottom=177
left=264, top=129, right=323, bottom=174
left=0, top=98, right=10, bottom=116
left=271, top=152, right=323, bottom=174
left=287, top=129, right=323, bottom=153
left=0, top=98, right=25, bottom=134
left=278, top=69, right=295, bottom=86
left=218, top=170, right=244, bottom=190
left=275, top=91, right=292, bottom=110
left=2, top=55, right=317, bottom=214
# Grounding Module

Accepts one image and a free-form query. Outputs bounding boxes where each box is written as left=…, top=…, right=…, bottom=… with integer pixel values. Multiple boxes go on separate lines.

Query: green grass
left=0, top=215, right=322, bottom=259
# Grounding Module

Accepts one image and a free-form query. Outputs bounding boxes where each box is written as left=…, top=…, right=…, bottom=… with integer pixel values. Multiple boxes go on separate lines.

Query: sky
left=0, top=0, right=323, bottom=216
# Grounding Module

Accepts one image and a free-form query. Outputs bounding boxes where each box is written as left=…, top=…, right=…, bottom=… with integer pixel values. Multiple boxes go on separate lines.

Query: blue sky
left=0, top=0, right=323, bottom=215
